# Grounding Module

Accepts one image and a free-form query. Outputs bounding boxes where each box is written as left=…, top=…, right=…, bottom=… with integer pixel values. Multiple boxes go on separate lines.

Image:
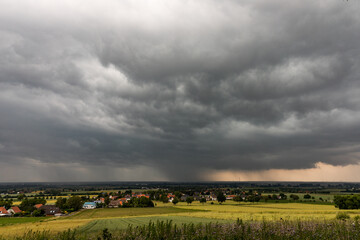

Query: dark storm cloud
left=1, top=0, right=360, bottom=181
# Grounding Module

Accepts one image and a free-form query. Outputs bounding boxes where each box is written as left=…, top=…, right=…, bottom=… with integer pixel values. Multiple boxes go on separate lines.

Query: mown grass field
left=2, top=200, right=360, bottom=238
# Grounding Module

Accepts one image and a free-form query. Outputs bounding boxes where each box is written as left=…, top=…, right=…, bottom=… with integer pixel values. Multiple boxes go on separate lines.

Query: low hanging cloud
left=1, top=0, right=360, bottom=181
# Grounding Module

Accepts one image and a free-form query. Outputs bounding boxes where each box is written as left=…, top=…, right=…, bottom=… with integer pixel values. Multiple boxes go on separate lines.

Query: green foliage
left=334, top=195, right=360, bottom=209
left=56, top=196, right=83, bottom=211
left=304, top=194, right=311, bottom=199
left=336, top=212, right=350, bottom=220
left=100, top=228, right=112, bottom=240
left=19, top=198, right=46, bottom=213
left=123, top=197, right=154, bottom=208
left=186, top=197, right=193, bottom=205
left=104, top=196, right=110, bottom=206
left=7, top=220, right=360, bottom=240
left=200, top=198, right=206, bottom=204
left=233, top=196, right=243, bottom=202
left=172, top=197, right=179, bottom=205
left=31, top=209, right=45, bottom=217
left=290, top=194, right=300, bottom=201
left=66, top=196, right=83, bottom=211
left=55, top=197, right=67, bottom=210
left=17, top=194, right=26, bottom=201
left=0, top=199, right=13, bottom=209
left=217, top=192, right=226, bottom=204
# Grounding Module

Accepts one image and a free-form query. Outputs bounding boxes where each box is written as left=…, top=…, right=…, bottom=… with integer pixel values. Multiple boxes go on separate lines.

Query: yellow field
left=173, top=201, right=360, bottom=221
left=1, top=201, right=360, bottom=238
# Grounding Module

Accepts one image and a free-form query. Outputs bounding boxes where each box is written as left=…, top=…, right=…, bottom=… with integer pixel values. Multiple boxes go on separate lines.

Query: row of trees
left=334, top=195, right=360, bottom=209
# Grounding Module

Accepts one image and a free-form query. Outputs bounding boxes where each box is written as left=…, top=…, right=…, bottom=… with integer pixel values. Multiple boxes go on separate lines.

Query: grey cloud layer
left=1, top=0, right=360, bottom=180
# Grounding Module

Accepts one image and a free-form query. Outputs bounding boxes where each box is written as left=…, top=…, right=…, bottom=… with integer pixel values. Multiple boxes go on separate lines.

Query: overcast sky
left=1, top=0, right=360, bottom=182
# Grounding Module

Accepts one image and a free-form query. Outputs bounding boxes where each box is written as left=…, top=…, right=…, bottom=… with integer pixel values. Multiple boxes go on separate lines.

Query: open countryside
left=1, top=182, right=360, bottom=239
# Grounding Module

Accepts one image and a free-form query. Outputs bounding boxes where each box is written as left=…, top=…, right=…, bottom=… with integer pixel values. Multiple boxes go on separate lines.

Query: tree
left=104, top=196, right=110, bottom=206
left=279, top=193, right=287, bottom=200
left=161, top=195, right=169, bottom=203
left=56, top=197, right=67, bottom=210
left=172, top=197, right=179, bottom=205
left=32, top=209, right=45, bottom=217
left=67, top=196, right=83, bottom=211
left=200, top=198, right=206, bottom=204
left=217, top=192, right=226, bottom=204
left=304, top=194, right=311, bottom=199
left=186, top=197, right=194, bottom=205
left=233, top=196, right=243, bottom=202
left=17, top=194, right=26, bottom=201
left=290, top=194, right=299, bottom=201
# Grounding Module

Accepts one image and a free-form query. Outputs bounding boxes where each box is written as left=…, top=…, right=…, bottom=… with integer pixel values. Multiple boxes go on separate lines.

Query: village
left=0, top=190, right=267, bottom=218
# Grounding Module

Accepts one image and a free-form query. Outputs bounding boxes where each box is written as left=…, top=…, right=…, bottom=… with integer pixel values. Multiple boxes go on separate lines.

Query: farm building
left=0, top=207, right=10, bottom=217
left=34, top=204, right=43, bottom=209
left=8, top=206, right=21, bottom=215
left=39, top=205, right=61, bottom=216
left=83, top=202, right=97, bottom=209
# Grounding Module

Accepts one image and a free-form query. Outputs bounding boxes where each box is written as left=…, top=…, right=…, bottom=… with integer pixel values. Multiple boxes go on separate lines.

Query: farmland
left=1, top=200, right=360, bottom=238
left=2, top=182, right=360, bottom=239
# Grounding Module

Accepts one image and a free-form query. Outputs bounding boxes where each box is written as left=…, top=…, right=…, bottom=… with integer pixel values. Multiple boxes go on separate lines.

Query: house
left=108, top=200, right=121, bottom=208
left=180, top=195, right=189, bottom=201
left=83, top=202, right=96, bottom=209
left=34, top=204, right=43, bottom=209
left=226, top=195, right=236, bottom=200
left=210, top=194, right=217, bottom=201
left=8, top=206, right=21, bottom=215
left=167, top=194, right=176, bottom=202
left=39, top=205, right=61, bottom=216
left=0, top=207, right=10, bottom=217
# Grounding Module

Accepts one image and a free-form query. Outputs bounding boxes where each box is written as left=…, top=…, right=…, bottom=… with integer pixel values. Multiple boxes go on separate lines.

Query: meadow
left=1, top=200, right=360, bottom=238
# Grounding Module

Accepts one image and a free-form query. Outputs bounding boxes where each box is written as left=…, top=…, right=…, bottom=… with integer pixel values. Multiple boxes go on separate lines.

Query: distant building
left=83, top=202, right=96, bottom=209
left=109, top=200, right=122, bottom=207
left=39, top=205, right=61, bottom=216
left=8, top=206, right=21, bottom=215
left=0, top=207, right=10, bottom=217
left=34, top=204, right=43, bottom=209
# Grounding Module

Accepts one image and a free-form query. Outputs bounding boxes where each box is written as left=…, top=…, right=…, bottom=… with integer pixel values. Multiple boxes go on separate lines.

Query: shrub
left=336, top=212, right=350, bottom=220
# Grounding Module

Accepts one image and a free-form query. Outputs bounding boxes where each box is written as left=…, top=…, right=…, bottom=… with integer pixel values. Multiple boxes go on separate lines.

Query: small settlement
left=0, top=190, right=263, bottom=217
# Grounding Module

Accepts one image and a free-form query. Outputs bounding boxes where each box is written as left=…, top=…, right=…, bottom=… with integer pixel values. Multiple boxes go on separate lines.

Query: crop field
left=173, top=201, right=360, bottom=221
left=79, top=215, right=232, bottom=233
left=1, top=201, right=360, bottom=238
left=67, top=206, right=198, bottom=219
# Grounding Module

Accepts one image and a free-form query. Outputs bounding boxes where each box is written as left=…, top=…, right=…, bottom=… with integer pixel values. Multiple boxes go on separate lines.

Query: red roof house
left=8, top=206, right=22, bottom=215
left=35, top=204, right=43, bottom=209
left=0, top=207, right=10, bottom=216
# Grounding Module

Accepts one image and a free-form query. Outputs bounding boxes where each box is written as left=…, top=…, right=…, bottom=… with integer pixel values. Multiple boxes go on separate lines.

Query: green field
left=0, top=217, right=48, bottom=227
left=67, top=206, right=199, bottom=219
left=79, top=215, right=232, bottom=233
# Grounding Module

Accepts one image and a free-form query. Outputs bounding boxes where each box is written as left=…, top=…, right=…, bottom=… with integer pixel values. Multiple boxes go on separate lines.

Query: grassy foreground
left=2, top=220, right=360, bottom=240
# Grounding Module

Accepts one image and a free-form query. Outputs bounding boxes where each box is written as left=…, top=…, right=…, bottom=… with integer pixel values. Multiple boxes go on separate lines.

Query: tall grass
left=2, top=219, right=360, bottom=240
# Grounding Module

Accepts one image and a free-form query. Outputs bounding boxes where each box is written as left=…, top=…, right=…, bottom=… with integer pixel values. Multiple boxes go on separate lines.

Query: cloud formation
left=1, top=0, right=360, bottom=181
